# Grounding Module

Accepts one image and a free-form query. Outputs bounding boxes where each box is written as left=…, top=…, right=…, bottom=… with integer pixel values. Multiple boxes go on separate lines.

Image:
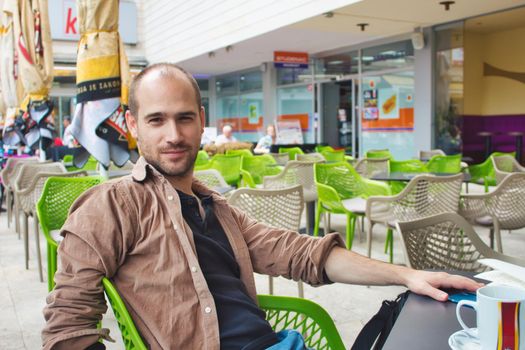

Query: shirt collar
left=131, top=156, right=225, bottom=202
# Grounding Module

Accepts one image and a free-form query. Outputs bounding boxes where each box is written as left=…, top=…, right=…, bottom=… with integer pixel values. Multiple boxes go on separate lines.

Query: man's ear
left=125, top=110, right=138, bottom=139
left=199, top=106, right=206, bottom=133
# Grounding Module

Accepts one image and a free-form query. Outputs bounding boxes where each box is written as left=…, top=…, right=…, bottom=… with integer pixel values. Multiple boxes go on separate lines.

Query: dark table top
left=382, top=292, right=476, bottom=350
left=371, top=172, right=471, bottom=182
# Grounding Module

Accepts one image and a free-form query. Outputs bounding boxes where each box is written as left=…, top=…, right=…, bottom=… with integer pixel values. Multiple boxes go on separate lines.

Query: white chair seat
left=475, top=215, right=493, bottom=226
left=342, top=197, right=366, bottom=214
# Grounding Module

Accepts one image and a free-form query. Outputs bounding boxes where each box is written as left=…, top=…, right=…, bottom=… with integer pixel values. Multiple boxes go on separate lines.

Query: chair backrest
left=468, top=151, right=515, bottom=186
left=389, top=159, right=428, bottom=173
left=269, top=152, right=289, bottom=165
left=207, top=154, right=242, bottom=186
left=365, top=149, right=392, bottom=159
left=14, top=162, right=66, bottom=191
left=354, top=158, right=389, bottom=178
left=388, top=174, right=463, bottom=222
left=320, top=150, right=346, bottom=163
left=102, top=278, right=148, bottom=350
left=263, top=160, right=317, bottom=202
left=426, top=154, right=462, bottom=173
left=258, top=294, right=346, bottom=350
left=228, top=185, right=304, bottom=231
left=36, top=176, right=105, bottom=242
left=296, top=152, right=325, bottom=162
left=226, top=149, right=253, bottom=158
left=101, top=276, right=345, bottom=350
left=240, top=155, right=281, bottom=187
left=492, top=155, right=525, bottom=184
left=0, top=156, right=38, bottom=187
left=396, top=212, right=525, bottom=271
left=314, top=162, right=371, bottom=200
left=279, top=147, right=304, bottom=161
left=315, top=145, right=335, bottom=153
left=194, top=169, right=229, bottom=188
left=195, top=150, right=210, bottom=167
left=419, top=149, right=445, bottom=160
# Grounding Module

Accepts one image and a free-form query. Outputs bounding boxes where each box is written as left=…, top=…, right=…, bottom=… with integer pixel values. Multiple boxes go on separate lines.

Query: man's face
left=267, top=125, right=275, bottom=137
left=126, top=71, right=204, bottom=178
left=63, top=119, right=70, bottom=127
left=223, top=126, right=232, bottom=138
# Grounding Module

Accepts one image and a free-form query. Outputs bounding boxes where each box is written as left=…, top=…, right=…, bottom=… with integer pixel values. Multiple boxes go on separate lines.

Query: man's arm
left=324, top=246, right=483, bottom=301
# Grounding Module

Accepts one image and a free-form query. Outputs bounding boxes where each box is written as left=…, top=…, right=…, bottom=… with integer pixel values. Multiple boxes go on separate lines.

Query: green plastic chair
left=226, top=149, right=253, bottom=158
left=314, top=162, right=391, bottom=249
left=365, top=149, right=393, bottom=159
left=102, top=278, right=148, bottom=350
left=240, top=155, right=282, bottom=188
left=64, top=155, right=98, bottom=172
left=195, top=150, right=210, bottom=167
left=315, top=145, right=335, bottom=153
left=426, top=154, right=462, bottom=173
left=279, top=147, right=304, bottom=161
left=468, top=151, right=515, bottom=192
left=320, top=150, right=346, bottom=163
left=101, top=277, right=344, bottom=350
left=195, top=154, right=242, bottom=187
left=258, top=294, right=346, bottom=350
left=36, top=176, right=105, bottom=291
left=388, top=159, right=429, bottom=194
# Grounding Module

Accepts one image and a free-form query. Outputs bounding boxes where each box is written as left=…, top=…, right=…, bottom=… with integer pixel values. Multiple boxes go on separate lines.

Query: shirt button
left=173, top=224, right=179, bottom=230
left=204, top=307, right=212, bottom=314
left=167, top=195, right=174, bottom=200
left=191, top=266, right=198, bottom=273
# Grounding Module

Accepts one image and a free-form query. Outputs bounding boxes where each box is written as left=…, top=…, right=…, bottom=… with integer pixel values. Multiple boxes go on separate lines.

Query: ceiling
left=178, top=0, right=525, bottom=76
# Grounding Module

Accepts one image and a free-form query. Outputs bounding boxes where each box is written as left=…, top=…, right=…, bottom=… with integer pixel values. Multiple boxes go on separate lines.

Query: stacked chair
left=366, top=173, right=463, bottom=263
left=240, top=154, right=282, bottom=188
left=396, top=213, right=525, bottom=271
left=296, top=152, right=326, bottom=163
left=418, top=149, right=445, bottom=160
left=195, top=154, right=242, bottom=187
left=36, top=176, right=105, bottom=291
left=279, top=146, right=304, bottom=161
left=269, top=152, right=289, bottom=166
left=354, top=157, right=390, bottom=179
left=228, top=185, right=305, bottom=297
left=425, top=154, right=462, bottom=173
left=468, top=151, right=515, bottom=192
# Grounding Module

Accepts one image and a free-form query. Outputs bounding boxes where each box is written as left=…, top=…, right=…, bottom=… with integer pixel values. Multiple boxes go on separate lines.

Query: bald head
left=128, top=63, right=201, bottom=116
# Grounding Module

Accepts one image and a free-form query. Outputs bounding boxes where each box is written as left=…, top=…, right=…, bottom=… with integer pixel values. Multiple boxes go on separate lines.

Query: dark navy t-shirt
left=177, top=191, right=278, bottom=350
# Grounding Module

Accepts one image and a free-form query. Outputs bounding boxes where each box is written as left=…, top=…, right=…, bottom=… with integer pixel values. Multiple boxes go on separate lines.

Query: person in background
left=215, top=124, right=237, bottom=146
left=62, top=116, right=75, bottom=148
left=254, top=124, right=277, bottom=154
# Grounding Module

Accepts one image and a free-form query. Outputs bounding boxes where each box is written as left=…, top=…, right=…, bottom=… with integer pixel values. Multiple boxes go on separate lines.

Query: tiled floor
left=0, top=202, right=523, bottom=349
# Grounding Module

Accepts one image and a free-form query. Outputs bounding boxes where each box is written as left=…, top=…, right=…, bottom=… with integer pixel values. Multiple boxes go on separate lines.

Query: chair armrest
left=240, top=169, right=256, bottom=188
left=362, top=178, right=391, bottom=196
left=459, top=195, right=491, bottom=221
left=316, top=182, right=345, bottom=212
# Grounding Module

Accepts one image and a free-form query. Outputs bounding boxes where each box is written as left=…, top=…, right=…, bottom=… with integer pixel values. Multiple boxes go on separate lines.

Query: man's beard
left=142, top=143, right=198, bottom=178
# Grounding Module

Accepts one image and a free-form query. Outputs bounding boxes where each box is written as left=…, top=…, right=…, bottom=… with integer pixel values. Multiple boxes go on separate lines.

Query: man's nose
left=166, top=121, right=182, bottom=142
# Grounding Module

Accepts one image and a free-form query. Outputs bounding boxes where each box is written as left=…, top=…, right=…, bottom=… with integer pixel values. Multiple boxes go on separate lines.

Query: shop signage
left=274, top=51, right=309, bottom=69
left=48, top=0, right=137, bottom=44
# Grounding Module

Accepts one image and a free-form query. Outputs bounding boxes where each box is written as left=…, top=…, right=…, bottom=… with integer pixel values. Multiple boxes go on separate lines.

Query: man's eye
left=148, top=118, right=162, bottom=124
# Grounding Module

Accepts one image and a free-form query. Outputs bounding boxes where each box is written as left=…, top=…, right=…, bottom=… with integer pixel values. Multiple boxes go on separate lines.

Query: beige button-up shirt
left=42, top=157, right=344, bottom=350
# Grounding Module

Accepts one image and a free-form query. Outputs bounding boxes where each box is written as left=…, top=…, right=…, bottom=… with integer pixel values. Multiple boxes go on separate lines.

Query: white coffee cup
left=456, top=284, right=525, bottom=350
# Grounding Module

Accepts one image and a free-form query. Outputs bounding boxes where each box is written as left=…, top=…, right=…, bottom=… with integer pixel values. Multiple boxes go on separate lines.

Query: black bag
left=351, top=291, right=410, bottom=350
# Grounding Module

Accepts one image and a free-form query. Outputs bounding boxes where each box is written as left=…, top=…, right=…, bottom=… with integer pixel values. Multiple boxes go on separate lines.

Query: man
left=215, top=124, right=237, bottom=146
left=62, top=116, right=75, bottom=148
left=42, top=63, right=481, bottom=350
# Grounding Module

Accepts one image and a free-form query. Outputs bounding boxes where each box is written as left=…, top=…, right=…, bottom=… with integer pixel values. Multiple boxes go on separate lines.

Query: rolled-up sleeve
left=231, top=206, right=345, bottom=286
left=42, top=183, right=138, bottom=349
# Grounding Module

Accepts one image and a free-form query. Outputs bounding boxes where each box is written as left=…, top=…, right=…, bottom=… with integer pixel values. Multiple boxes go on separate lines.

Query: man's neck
left=166, top=173, right=194, bottom=195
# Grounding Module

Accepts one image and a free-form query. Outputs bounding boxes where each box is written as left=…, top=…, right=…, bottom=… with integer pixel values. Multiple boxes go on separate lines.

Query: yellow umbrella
left=72, top=0, right=136, bottom=169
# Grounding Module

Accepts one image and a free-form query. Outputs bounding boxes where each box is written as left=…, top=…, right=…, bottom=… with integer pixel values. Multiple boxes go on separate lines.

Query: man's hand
left=402, top=270, right=484, bottom=301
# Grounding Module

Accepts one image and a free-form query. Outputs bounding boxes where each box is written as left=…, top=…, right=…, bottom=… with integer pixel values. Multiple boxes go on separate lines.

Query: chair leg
left=489, top=228, right=494, bottom=249
left=346, top=214, right=356, bottom=250
left=313, top=202, right=322, bottom=237
left=23, top=214, right=29, bottom=270
left=268, top=276, right=274, bottom=295
left=15, top=198, right=21, bottom=235
left=304, top=202, right=311, bottom=236
left=367, top=220, right=374, bottom=258
left=6, top=190, right=11, bottom=228
left=47, top=243, right=58, bottom=292
left=359, top=216, right=365, bottom=242
left=297, top=281, right=304, bottom=299
left=34, top=216, right=44, bottom=282
left=385, top=228, right=394, bottom=264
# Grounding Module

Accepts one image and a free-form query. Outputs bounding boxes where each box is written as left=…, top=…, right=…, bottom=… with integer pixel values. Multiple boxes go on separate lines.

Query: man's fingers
left=420, top=283, right=449, bottom=301
left=438, top=275, right=484, bottom=292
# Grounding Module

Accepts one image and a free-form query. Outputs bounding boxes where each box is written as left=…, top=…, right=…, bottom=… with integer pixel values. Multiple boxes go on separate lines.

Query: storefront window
left=316, top=50, right=358, bottom=79
left=215, top=70, right=263, bottom=142
left=361, top=71, right=415, bottom=159
left=434, top=23, right=464, bottom=155
left=196, top=78, right=210, bottom=125
left=276, top=85, right=314, bottom=143
left=277, top=66, right=313, bottom=85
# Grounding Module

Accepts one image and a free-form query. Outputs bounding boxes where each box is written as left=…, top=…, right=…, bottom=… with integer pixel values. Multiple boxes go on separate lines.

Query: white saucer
left=449, top=328, right=481, bottom=350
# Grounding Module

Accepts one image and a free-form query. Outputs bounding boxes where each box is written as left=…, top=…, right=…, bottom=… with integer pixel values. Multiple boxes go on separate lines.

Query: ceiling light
left=439, top=1, right=455, bottom=11
left=357, top=23, right=369, bottom=31
left=323, top=11, right=334, bottom=18
left=327, top=60, right=344, bottom=65
left=208, top=51, right=216, bottom=58
left=225, top=45, right=233, bottom=52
